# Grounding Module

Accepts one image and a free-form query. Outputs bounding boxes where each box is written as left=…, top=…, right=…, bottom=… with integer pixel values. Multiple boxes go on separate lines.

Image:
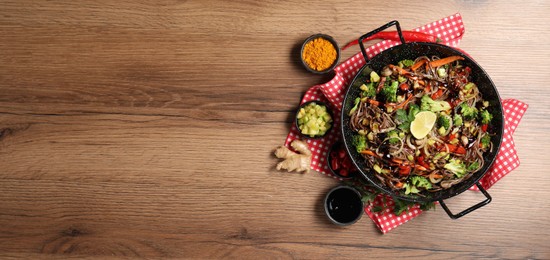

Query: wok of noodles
left=347, top=56, right=494, bottom=195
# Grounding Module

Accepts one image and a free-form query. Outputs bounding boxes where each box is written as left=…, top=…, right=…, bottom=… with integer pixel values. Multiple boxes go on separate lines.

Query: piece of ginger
left=274, top=139, right=311, bottom=173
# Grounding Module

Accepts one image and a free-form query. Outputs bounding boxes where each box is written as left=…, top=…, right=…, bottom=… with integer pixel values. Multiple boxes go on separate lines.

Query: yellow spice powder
left=302, top=37, right=337, bottom=71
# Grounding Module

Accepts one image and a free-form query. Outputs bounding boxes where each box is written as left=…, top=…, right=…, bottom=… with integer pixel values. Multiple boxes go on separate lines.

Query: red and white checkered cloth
left=284, top=13, right=528, bottom=233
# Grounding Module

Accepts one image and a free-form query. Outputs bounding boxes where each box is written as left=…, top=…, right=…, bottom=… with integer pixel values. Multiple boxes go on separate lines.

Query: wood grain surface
left=1, top=0, right=549, bottom=258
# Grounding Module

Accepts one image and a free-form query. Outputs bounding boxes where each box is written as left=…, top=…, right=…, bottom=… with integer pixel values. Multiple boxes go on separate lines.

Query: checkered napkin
left=283, top=13, right=528, bottom=233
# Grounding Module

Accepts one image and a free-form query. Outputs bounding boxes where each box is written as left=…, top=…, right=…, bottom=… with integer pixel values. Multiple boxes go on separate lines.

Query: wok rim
left=340, top=42, right=504, bottom=203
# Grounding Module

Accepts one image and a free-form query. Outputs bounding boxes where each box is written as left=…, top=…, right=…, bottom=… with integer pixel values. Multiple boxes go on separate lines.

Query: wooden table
left=1, top=1, right=549, bottom=258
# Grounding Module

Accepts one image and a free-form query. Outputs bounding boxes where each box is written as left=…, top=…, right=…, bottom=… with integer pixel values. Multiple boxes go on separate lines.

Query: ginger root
left=274, top=139, right=311, bottom=173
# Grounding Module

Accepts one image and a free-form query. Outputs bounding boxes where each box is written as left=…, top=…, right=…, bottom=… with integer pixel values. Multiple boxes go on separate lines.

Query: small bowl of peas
left=295, top=101, right=333, bottom=139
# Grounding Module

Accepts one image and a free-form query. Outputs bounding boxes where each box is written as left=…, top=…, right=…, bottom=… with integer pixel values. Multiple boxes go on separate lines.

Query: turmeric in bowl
left=301, top=35, right=339, bottom=73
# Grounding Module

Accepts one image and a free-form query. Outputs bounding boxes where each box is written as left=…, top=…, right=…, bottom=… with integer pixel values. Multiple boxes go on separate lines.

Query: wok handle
left=358, top=20, right=406, bottom=63
left=438, top=182, right=492, bottom=219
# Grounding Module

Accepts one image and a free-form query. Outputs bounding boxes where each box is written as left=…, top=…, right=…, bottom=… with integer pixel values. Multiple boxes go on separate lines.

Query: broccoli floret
left=467, top=161, right=480, bottom=172
left=411, top=176, right=432, bottom=190
left=381, top=80, right=398, bottom=103
left=387, top=130, right=400, bottom=144
left=352, top=134, right=367, bottom=153
left=459, top=103, right=478, bottom=120
left=404, top=176, right=433, bottom=194
left=403, top=183, right=420, bottom=195
left=444, top=159, right=467, bottom=177
left=437, top=114, right=452, bottom=136
left=420, top=95, right=451, bottom=112
left=360, top=82, right=376, bottom=98
left=409, top=104, right=420, bottom=118
left=453, top=114, right=463, bottom=126
left=348, top=97, right=361, bottom=116
left=479, top=109, right=493, bottom=124
left=399, top=59, right=415, bottom=68
left=480, top=135, right=491, bottom=150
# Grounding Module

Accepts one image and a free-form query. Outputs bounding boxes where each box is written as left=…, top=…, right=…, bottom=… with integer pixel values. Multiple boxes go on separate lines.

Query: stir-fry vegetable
left=381, top=80, right=399, bottom=103
left=348, top=97, right=361, bottom=116
left=444, top=159, right=467, bottom=177
left=348, top=56, right=494, bottom=194
left=420, top=95, right=451, bottom=112
left=460, top=103, right=478, bottom=120
left=352, top=134, right=367, bottom=153
left=360, top=83, right=377, bottom=98
left=480, top=109, right=493, bottom=124
left=437, top=114, right=452, bottom=135
left=480, top=135, right=491, bottom=149
left=453, top=114, right=463, bottom=126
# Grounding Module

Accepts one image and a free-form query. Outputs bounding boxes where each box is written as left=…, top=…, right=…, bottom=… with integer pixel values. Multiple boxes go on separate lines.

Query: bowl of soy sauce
left=324, top=186, right=364, bottom=226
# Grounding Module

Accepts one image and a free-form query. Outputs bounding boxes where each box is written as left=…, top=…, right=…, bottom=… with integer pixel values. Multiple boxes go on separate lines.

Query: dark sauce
left=378, top=103, right=387, bottom=112
left=448, top=90, right=458, bottom=100
left=380, top=144, right=392, bottom=160
left=376, top=137, right=392, bottom=160
left=397, top=87, right=412, bottom=96
left=374, top=92, right=387, bottom=112
left=475, top=101, right=484, bottom=110
left=326, top=188, right=363, bottom=224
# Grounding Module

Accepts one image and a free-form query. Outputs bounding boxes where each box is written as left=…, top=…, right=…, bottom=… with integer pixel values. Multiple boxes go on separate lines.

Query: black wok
left=341, top=21, right=504, bottom=219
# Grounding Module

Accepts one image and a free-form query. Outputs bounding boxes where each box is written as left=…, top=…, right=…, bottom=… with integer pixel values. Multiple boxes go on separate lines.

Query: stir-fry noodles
left=348, top=56, right=494, bottom=194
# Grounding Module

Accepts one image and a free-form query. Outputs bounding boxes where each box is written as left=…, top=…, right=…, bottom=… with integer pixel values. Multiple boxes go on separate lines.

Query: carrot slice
left=391, top=158, right=405, bottom=164
left=360, top=149, right=378, bottom=157
left=414, top=164, right=428, bottom=171
left=392, top=158, right=428, bottom=171
left=394, top=94, right=413, bottom=110
left=429, top=56, right=465, bottom=68
left=411, top=59, right=427, bottom=71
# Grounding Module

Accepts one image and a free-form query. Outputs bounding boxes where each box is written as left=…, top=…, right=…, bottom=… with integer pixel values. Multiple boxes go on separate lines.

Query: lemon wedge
left=410, top=111, right=437, bottom=139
